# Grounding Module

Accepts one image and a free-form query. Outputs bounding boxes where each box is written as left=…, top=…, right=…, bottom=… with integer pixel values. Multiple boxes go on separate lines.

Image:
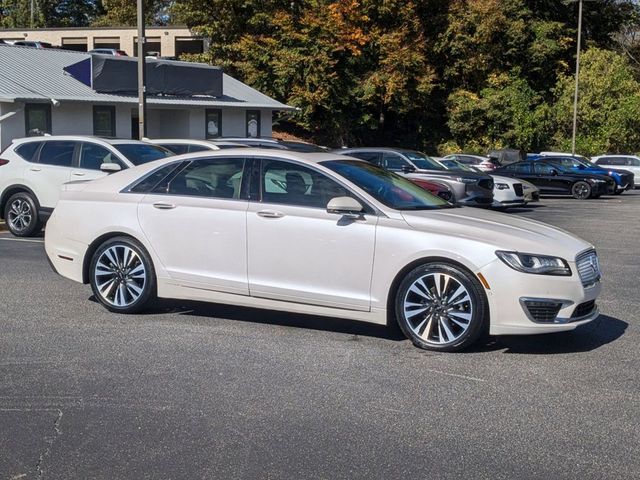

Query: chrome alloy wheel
left=7, top=198, right=32, bottom=233
left=402, top=272, right=473, bottom=345
left=94, top=245, right=146, bottom=307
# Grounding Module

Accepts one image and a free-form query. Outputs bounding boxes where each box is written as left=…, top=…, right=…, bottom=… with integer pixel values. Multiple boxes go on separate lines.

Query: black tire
left=4, top=192, right=42, bottom=237
left=394, top=262, right=488, bottom=352
left=89, top=236, right=157, bottom=314
left=571, top=181, right=592, bottom=200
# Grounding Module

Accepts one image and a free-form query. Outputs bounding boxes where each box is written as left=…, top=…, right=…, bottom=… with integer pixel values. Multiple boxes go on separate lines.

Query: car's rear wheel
left=4, top=192, right=41, bottom=237
left=89, top=236, right=156, bottom=314
left=571, top=181, right=591, bottom=200
left=394, top=262, right=488, bottom=352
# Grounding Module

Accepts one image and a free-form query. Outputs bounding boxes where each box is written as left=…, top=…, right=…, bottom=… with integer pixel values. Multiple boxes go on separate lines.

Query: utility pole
left=571, top=0, right=583, bottom=155
left=137, top=0, right=147, bottom=139
left=30, top=0, right=34, bottom=28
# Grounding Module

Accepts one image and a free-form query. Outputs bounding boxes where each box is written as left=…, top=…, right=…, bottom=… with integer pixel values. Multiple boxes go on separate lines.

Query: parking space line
left=0, top=237, right=44, bottom=244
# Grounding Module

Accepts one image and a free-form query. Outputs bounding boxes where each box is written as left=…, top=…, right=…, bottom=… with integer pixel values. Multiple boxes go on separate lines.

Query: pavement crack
left=34, top=408, right=63, bottom=480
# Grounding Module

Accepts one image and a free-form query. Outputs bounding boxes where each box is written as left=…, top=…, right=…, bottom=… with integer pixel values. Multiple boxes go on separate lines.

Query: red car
left=409, top=178, right=455, bottom=202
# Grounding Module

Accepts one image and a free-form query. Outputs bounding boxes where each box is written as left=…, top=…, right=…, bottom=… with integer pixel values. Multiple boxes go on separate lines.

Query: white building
left=0, top=26, right=206, bottom=57
left=0, top=44, right=294, bottom=150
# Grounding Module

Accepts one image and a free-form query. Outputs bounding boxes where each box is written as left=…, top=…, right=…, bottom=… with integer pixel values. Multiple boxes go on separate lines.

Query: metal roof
left=0, top=44, right=295, bottom=110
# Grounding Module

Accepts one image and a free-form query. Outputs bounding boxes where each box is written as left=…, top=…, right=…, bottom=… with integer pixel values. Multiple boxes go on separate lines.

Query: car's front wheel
left=571, top=181, right=592, bottom=199
left=4, top=192, right=42, bottom=237
left=89, top=236, right=156, bottom=313
left=395, top=262, right=488, bottom=352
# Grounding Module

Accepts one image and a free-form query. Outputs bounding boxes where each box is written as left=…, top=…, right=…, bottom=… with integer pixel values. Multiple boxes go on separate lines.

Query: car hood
left=401, top=206, right=592, bottom=260
left=491, top=175, right=519, bottom=185
left=413, top=168, right=490, bottom=180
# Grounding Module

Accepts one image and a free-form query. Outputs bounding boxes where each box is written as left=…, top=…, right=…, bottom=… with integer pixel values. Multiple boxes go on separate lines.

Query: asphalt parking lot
left=1, top=192, right=639, bottom=480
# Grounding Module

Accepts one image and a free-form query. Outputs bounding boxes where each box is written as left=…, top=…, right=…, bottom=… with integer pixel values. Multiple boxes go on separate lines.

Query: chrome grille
left=576, top=250, right=601, bottom=287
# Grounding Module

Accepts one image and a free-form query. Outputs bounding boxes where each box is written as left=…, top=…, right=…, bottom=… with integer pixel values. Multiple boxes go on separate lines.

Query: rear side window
left=347, top=151, right=382, bottom=166
left=39, top=141, right=76, bottom=167
left=129, top=163, right=184, bottom=193
left=188, top=144, right=210, bottom=153
left=504, top=162, right=531, bottom=173
left=159, top=144, right=190, bottom=155
left=14, top=142, right=42, bottom=162
left=157, top=157, right=246, bottom=199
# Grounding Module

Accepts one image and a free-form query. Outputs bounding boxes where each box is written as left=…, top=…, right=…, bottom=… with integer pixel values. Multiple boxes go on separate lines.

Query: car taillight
left=0, top=159, right=9, bottom=166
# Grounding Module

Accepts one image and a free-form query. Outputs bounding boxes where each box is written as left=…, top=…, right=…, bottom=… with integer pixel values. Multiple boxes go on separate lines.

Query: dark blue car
left=528, top=153, right=634, bottom=194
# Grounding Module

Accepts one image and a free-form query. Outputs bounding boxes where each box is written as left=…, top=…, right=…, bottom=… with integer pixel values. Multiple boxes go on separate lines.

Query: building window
left=25, top=103, right=52, bottom=136
left=246, top=110, right=261, bottom=138
left=205, top=109, right=222, bottom=138
left=93, top=106, right=116, bottom=137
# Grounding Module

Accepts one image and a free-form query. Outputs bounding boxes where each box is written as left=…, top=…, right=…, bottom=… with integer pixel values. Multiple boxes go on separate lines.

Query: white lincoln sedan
left=45, top=150, right=602, bottom=351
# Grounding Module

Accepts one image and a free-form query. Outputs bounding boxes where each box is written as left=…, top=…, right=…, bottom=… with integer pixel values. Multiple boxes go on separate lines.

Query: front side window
left=158, top=157, right=245, bottom=199
left=505, top=162, right=531, bottom=174
left=403, top=151, right=446, bottom=171
left=323, top=160, right=451, bottom=210
left=79, top=143, right=125, bottom=170
left=382, top=152, right=410, bottom=171
left=246, top=110, right=261, bottom=138
left=38, top=141, right=76, bottom=167
left=25, top=103, right=52, bottom=136
left=114, top=144, right=172, bottom=165
left=534, top=162, right=559, bottom=175
left=205, top=109, right=222, bottom=138
left=93, top=106, right=116, bottom=137
left=260, top=159, right=351, bottom=209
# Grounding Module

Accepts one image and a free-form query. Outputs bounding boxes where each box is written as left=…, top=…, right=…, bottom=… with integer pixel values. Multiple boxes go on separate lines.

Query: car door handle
left=72, top=172, right=85, bottom=177
left=29, top=167, right=42, bottom=172
left=153, top=202, right=176, bottom=210
left=257, top=210, right=284, bottom=219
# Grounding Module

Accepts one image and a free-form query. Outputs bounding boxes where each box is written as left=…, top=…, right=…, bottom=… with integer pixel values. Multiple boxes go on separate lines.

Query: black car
left=493, top=161, right=615, bottom=199
left=334, top=148, right=494, bottom=207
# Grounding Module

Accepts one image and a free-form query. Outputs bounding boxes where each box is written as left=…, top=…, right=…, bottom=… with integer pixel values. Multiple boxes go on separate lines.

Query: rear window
left=114, top=144, right=172, bottom=165
left=14, top=142, right=42, bottom=162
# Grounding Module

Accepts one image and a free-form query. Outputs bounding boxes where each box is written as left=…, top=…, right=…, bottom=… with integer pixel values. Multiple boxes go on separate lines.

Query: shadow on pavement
left=145, top=298, right=407, bottom=342
left=473, top=315, right=627, bottom=354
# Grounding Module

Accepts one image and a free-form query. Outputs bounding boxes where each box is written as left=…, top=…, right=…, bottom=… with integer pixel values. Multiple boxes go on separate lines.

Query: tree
left=549, top=48, right=640, bottom=155
left=92, top=0, right=171, bottom=26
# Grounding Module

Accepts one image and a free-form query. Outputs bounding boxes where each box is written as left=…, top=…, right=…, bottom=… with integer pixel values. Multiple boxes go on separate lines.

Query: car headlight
left=495, top=183, right=510, bottom=190
left=495, top=251, right=572, bottom=276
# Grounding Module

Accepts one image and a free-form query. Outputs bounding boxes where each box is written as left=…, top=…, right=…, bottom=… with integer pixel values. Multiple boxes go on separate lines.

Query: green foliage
left=549, top=48, right=640, bottom=155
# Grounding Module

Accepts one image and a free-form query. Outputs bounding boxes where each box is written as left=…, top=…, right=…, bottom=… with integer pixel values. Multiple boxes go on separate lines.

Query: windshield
left=114, top=144, right=173, bottom=165
left=404, top=151, right=446, bottom=171
left=322, top=160, right=452, bottom=210
left=440, top=159, right=476, bottom=172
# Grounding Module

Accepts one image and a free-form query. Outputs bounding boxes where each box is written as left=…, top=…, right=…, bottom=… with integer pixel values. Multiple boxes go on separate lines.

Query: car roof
left=11, top=135, right=154, bottom=146
left=146, top=138, right=248, bottom=147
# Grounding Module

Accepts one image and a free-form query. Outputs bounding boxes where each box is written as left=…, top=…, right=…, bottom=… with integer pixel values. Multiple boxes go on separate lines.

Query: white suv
left=0, top=136, right=171, bottom=237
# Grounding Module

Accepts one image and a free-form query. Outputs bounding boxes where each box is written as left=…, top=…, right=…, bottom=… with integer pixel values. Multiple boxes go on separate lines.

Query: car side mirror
left=326, top=196, right=364, bottom=218
left=100, top=163, right=122, bottom=173
left=401, top=165, right=416, bottom=173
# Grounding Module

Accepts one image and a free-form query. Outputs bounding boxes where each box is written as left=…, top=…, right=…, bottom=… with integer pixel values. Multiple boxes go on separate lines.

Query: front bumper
left=479, top=258, right=601, bottom=335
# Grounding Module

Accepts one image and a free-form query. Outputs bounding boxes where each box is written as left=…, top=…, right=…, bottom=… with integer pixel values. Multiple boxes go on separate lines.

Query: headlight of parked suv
left=495, top=251, right=572, bottom=276
left=495, top=183, right=510, bottom=190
